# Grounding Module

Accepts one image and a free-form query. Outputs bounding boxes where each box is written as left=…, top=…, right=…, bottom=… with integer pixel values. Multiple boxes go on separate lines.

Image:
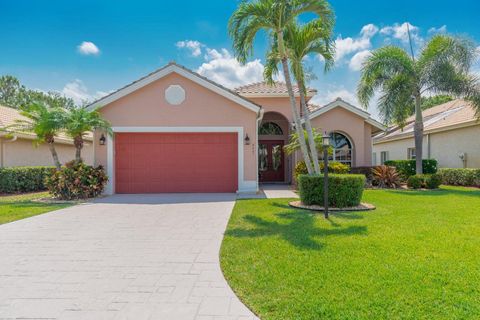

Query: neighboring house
left=0, top=105, right=93, bottom=167
left=373, top=99, right=480, bottom=168
left=88, top=62, right=384, bottom=194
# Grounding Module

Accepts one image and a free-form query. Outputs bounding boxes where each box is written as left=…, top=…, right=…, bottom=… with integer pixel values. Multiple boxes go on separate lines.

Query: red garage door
left=115, top=133, right=238, bottom=193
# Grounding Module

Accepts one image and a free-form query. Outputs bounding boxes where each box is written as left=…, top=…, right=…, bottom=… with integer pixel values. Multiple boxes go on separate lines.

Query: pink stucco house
left=88, top=62, right=384, bottom=194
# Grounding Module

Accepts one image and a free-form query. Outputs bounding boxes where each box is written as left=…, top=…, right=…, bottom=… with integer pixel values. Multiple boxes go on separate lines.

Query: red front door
left=258, top=140, right=285, bottom=182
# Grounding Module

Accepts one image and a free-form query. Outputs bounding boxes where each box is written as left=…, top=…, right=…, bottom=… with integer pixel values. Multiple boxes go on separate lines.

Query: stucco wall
left=372, top=124, right=480, bottom=168
left=94, top=72, right=258, bottom=189
left=1, top=137, right=93, bottom=167
left=310, top=107, right=374, bottom=167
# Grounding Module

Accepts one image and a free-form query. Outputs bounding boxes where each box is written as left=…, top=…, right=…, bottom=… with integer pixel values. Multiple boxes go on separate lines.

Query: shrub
left=407, top=174, right=442, bottom=189
left=438, top=168, right=480, bottom=186
left=0, top=166, right=54, bottom=193
left=294, top=161, right=350, bottom=181
left=407, top=175, right=423, bottom=189
left=372, top=165, right=401, bottom=188
left=424, top=174, right=442, bottom=189
left=298, top=174, right=365, bottom=207
left=45, top=161, right=108, bottom=200
left=384, top=159, right=438, bottom=178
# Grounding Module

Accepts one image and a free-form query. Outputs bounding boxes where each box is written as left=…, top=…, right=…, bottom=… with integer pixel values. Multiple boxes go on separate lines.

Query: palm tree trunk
left=298, top=81, right=321, bottom=174
left=413, top=93, right=424, bottom=174
left=47, top=139, right=61, bottom=170
left=277, top=31, right=314, bottom=174
left=73, top=136, right=84, bottom=164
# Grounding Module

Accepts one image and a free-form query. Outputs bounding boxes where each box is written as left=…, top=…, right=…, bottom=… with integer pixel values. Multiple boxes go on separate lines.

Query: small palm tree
left=264, top=20, right=335, bottom=173
left=64, top=107, right=112, bottom=164
left=11, top=102, right=66, bottom=169
left=229, top=0, right=334, bottom=175
left=283, top=128, right=325, bottom=155
left=358, top=34, right=480, bottom=174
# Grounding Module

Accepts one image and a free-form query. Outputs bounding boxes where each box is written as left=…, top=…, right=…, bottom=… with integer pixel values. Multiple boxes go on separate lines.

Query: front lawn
left=221, top=186, right=480, bottom=319
left=0, top=192, right=71, bottom=224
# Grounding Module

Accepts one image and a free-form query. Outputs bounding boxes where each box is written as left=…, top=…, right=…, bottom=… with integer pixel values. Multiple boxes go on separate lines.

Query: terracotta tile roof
left=374, top=99, right=479, bottom=143
left=0, top=105, right=93, bottom=143
left=235, top=81, right=317, bottom=96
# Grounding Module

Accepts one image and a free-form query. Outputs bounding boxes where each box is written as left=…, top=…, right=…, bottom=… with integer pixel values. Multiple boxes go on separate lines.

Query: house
left=0, top=105, right=93, bottom=167
left=88, top=62, right=384, bottom=194
left=373, top=99, right=480, bottom=168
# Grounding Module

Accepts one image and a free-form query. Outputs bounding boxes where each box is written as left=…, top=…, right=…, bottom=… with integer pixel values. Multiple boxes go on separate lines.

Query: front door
left=258, top=140, right=285, bottom=182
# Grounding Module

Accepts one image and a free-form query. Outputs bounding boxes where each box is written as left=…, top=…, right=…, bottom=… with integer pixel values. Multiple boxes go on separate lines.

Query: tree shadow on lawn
left=226, top=210, right=367, bottom=250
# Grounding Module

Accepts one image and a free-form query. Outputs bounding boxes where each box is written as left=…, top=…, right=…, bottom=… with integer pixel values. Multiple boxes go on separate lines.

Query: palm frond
left=357, top=46, right=415, bottom=108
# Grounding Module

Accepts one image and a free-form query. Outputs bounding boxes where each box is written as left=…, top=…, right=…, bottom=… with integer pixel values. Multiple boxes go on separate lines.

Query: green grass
left=221, top=186, right=480, bottom=320
left=0, top=192, right=70, bottom=224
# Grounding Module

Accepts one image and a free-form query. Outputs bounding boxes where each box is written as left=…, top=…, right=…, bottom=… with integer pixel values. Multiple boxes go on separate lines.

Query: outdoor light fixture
left=99, top=134, right=106, bottom=146
left=245, top=133, right=251, bottom=145
left=322, top=131, right=330, bottom=219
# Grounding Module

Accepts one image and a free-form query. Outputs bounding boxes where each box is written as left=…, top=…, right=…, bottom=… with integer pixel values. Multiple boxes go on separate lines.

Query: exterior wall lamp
left=245, top=133, right=250, bottom=145
left=99, top=134, right=106, bottom=146
left=322, top=131, right=330, bottom=219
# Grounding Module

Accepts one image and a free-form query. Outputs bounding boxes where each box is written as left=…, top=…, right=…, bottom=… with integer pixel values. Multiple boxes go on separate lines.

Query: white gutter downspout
left=426, top=134, right=431, bottom=159
left=255, top=108, right=265, bottom=193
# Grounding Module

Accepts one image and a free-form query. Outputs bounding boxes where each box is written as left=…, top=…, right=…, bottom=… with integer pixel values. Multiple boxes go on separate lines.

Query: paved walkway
left=237, top=184, right=298, bottom=199
left=0, top=194, right=258, bottom=320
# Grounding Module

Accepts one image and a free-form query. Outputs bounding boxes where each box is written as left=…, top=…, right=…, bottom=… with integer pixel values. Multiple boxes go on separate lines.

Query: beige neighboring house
left=0, top=105, right=93, bottom=167
left=373, top=99, right=480, bottom=168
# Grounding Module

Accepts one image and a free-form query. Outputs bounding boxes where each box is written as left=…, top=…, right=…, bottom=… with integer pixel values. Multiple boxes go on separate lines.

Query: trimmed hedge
left=384, top=159, right=438, bottom=178
left=298, top=174, right=365, bottom=207
left=0, top=166, right=54, bottom=193
left=438, top=168, right=480, bottom=186
left=407, top=174, right=442, bottom=189
left=45, top=161, right=108, bottom=200
left=294, top=161, right=350, bottom=181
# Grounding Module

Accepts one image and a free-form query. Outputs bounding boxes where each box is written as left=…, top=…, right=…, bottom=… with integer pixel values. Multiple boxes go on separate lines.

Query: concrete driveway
left=0, top=194, right=258, bottom=320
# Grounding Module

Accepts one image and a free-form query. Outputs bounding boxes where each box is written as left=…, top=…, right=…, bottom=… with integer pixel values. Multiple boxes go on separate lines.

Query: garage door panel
left=115, top=132, right=238, bottom=193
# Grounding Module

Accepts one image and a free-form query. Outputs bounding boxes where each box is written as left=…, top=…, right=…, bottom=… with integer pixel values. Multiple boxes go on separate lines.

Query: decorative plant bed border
left=289, top=201, right=376, bottom=212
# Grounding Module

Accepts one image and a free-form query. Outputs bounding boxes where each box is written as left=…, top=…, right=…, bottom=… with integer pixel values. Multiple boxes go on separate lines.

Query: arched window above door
left=259, top=122, right=283, bottom=135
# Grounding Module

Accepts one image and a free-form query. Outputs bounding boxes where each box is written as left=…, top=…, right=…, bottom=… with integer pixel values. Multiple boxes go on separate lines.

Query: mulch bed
left=289, top=201, right=376, bottom=212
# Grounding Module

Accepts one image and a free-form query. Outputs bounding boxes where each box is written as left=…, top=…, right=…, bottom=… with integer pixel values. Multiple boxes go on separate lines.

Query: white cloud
left=360, top=24, right=379, bottom=38
left=77, top=41, right=100, bottom=56
left=310, top=86, right=359, bottom=107
left=196, top=48, right=264, bottom=89
left=380, top=22, right=422, bottom=45
left=428, top=25, right=447, bottom=34
left=334, top=23, right=378, bottom=62
left=176, top=40, right=203, bottom=57
left=62, top=79, right=108, bottom=105
left=349, top=50, right=372, bottom=71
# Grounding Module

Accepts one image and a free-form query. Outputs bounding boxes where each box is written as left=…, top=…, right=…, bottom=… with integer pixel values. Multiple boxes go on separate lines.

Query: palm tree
left=264, top=20, right=335, bottom=173
left=358, top=34, right=480, bottom=174
left=229, top=0, right=334, bottom=174
left=283, top=128, right=325, bottom=156
left=11, top=102, right=66, bottom=169
left=64, top=107, right=112, bottom=164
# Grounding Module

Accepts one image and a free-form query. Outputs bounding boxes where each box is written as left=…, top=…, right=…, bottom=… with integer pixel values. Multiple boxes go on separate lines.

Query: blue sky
left=1, top=0, right=479, bottom=119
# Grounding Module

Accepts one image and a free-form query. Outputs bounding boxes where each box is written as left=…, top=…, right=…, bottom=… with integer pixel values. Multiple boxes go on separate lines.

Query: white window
left=372, top=152, right=377, bottom=166
left=407, top=148, right=416, bottom=160
left=380, top=151, right=389, bottom=164
left=319, top=132, right=353, bottom=166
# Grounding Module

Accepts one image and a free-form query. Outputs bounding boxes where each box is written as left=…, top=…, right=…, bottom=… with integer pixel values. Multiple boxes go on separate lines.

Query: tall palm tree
left=11, top=102, right=66, bottom=169
left=264, top=20, right=335, bottom=173
left=358, top=34, right=480, bottom=174
left=64, top=107, right=112, bottom=164
left=229, top=0, right=334, bottom=175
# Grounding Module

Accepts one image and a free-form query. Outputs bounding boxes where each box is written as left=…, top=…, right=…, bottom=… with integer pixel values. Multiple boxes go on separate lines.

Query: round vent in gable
left=165, top=85, right=186, bottom=105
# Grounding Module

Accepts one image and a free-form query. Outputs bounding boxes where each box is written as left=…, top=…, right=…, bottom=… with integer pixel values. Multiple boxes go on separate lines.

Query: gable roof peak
left=87, top=62, right=261, bottom=113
